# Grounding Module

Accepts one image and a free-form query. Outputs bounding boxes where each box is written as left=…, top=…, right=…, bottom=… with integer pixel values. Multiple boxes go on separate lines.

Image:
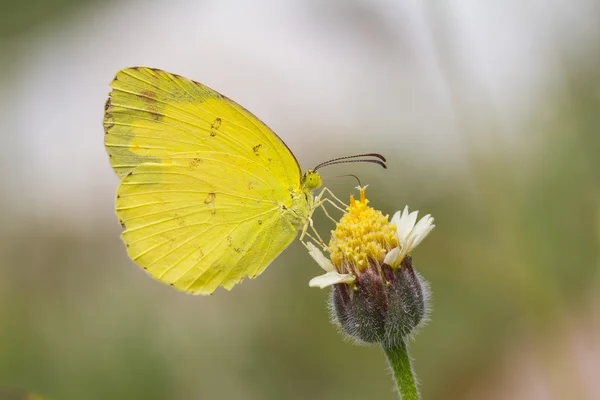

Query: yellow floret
left=329, top=188, right=398, bottom=272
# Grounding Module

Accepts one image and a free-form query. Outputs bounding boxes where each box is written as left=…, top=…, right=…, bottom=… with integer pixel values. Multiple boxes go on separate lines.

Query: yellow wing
left=104, top=67, right=306, bottom=294
left=104, top=67, right=300, bottom=184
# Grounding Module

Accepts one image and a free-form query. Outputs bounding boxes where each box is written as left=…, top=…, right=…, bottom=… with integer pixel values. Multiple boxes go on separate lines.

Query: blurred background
left=1, top=0, right=598, bottom=399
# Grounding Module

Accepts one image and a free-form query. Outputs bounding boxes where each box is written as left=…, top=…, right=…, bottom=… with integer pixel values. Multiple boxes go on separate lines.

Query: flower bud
left=331, top=256, right=429, bottom=345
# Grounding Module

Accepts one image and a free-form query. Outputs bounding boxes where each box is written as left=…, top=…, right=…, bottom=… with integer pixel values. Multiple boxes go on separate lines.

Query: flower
left=305, top=186, right=435, bottom=345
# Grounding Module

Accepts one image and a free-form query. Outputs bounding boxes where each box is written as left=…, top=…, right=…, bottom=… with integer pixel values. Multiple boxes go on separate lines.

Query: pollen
left=329, top=188, right=398, bottom=272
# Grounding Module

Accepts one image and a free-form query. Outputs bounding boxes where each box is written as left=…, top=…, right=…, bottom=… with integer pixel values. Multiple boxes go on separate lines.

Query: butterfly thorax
left=283, top=189, right=309, bottom=229
left=283, top=170, right=322, bottom=229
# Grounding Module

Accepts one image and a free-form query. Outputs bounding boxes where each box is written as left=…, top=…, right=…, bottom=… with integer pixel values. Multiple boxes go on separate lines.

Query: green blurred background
left=1, top=1, right=598, bottom=399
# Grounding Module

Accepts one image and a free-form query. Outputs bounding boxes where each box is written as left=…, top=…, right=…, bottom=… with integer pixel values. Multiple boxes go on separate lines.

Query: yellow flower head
left=308, top=186, right=435, bottom=289
left=329, top=189, right=398, bottom=274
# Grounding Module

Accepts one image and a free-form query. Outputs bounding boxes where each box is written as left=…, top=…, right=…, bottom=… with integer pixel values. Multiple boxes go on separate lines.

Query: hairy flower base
left=331, top=256, right=429, bottom=346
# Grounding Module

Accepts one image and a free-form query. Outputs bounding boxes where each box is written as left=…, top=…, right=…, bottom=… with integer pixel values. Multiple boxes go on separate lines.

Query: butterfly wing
left=104, top=67, right=300, bottom=184
left=104, top=68, right=305, bottom=294
left=116, top=155, right=299, bottom=294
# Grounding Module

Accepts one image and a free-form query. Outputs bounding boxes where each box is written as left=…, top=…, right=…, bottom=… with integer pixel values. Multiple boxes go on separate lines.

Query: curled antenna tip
left=333, top=174, right=362, bottom=187
left=314, top=153, right=387, bottom=171
left=369, top=153, right=387, bottom=162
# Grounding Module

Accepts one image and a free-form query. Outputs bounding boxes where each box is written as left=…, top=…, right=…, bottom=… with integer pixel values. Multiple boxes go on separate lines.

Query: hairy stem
left=382, top=339, right=419, bottom=400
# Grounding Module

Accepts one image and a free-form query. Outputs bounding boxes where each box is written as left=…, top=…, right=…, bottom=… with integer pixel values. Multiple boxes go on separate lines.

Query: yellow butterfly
left=104, top=67, right=385, bottom=295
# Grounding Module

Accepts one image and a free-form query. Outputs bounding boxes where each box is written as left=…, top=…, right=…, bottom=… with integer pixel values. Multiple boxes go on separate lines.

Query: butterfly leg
left=314, top=199, right=346, bottom=224
left=300, top=219, right=327, bottom=250
left=315, top=187, right=348, bottom=211
left=312, top=187, right=350, bottom=222
left=313, top=200, right=338, bottom=224
left=300, top=187, right=352, bottom=249
left=308, top=216, right=326, bottom=244
left=302, top=187, right=336, bottom=241
left=308, top=187, right=347, bottom=225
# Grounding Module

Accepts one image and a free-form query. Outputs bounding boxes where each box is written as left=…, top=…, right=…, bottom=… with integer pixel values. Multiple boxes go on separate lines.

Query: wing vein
left=118, top=188, right=271, bottom=204
left=109, top=103, right=209, bottom=142
left=125, top=206, right=278, bottom=246
left=148, top=207, right=277, bottom=277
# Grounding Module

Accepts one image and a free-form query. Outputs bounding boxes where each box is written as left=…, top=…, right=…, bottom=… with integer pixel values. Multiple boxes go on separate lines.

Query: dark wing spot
left=119, top=220, right=126, bottom=229
left=210, top=118, right=222, bottom=137
left=103, top=116, right=114, bottom=131
left=104, top=98, right=114, bottom=131
left=147, top=112, right=161, bottom=121
left=189, top=157, right=203, bottom=170
left=258, top=219, right=262, bottom=225
left=139, top=90, right=158, bottom=103
left=252, top=144, right=262, bottom=155
left=204, top=192, right=216, bottom=204
left=138, top=90, right=163, bottom=121
left=204, top=192, right=217, bottom=215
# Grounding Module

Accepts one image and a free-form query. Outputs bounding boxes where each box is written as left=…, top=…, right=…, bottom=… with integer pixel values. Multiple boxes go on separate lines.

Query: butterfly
left=104, top=67, right=385, bottom=295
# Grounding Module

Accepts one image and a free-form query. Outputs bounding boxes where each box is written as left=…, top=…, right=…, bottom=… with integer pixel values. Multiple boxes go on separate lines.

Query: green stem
left=382, top=339, right=419, bottom=400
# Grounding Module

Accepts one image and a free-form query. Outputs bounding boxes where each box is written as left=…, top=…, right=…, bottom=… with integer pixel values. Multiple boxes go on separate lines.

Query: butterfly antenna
left=314, top=153, right=387, bottom=171
left=333, top=174, right=362, bottom=187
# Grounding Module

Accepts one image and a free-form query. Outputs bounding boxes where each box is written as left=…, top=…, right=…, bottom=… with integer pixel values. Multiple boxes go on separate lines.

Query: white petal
left=410, top=215, right=435, bottom=249
left=306, top=242, right=334, bottom=272
left=391, top=206, right=436, bottom=259
left=383, top=247, right=401, bottom=267
left=394, top=206, right=418, bottom=246
left=413, top=214, right=432, bottom=234
left=396, top=247, right=408, bottom=264
left=391, top=210, right=402, bottom=226
left=412, top=227, right=435, bottom=249
left=391, top=207, right=408, bottom=236
left=309, top=271, right=355, bottom=289
left=406, top=211, right=419, bottom=231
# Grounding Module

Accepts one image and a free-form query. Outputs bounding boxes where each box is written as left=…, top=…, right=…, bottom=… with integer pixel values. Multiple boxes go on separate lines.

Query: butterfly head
left=302, top=170, right=323, bottom=191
